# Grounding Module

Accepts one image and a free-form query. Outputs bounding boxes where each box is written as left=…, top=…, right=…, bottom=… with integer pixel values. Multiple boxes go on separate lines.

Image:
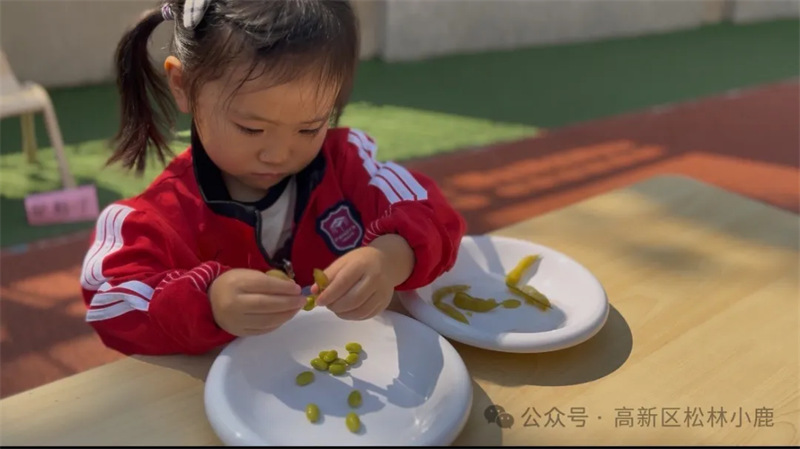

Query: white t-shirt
left=257, top=176, right=296, bottom=257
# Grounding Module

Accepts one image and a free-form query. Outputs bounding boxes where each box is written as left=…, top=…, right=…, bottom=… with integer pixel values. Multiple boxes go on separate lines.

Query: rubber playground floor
left=0, top=19, right=798, bottom=399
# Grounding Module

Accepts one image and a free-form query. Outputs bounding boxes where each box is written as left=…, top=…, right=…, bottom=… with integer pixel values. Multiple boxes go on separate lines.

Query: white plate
left=204, top=308, right=473, bottom=446
left=398, top=235, right=609, bottom=353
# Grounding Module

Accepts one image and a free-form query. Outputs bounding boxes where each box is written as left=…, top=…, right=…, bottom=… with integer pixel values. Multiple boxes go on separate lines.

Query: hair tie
left=161, top=3, right=174, bottom=21
left=183, top=0, right=211, bottom=30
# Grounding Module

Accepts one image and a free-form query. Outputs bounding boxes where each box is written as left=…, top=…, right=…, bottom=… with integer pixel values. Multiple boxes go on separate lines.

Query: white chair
left=0, top=50, right=75, bottom=189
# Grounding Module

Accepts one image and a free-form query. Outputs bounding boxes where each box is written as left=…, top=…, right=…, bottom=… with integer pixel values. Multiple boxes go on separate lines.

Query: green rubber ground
left=1, top=19, right=797, bottom=247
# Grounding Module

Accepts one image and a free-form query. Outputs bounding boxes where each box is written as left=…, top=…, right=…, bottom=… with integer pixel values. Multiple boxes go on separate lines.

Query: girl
left=80, top=0, right=466, bottom=356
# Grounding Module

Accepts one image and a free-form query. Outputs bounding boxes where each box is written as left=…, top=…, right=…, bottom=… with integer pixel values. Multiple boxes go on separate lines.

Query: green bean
left=345, top=352, right=359, bottom=365
left=310, top=358, right=328, bottom=371
left=346, top=412, right=361, bottom=433
left=306, top=403, right=320, bottom=423
left=348, top=389, right=362, bottom=408
left=329, top=362, right=347, bottom=376
left=295, top=371, right=314, bottom=386
left=303, top=295, right=316, bottom=311
left=322, top=350, right=338, bottom=363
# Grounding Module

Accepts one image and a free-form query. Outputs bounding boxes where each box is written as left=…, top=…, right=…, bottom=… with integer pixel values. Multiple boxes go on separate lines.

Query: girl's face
left=165, top=56, right=337, bottom=200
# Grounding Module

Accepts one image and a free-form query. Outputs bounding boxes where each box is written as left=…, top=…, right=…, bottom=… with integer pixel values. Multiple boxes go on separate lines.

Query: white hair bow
left=162, top=0, right=211, bottom=30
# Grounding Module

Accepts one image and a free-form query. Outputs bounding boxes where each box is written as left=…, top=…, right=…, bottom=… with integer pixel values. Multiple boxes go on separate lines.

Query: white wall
left=0, top=0, right=381, bottom=89
left=730, top=0, right=799, bottom=23
left=1, top=0, right=797, bottom=88
left=381, top=0, right=721, bottom=61
left=1, top=1, right=171, bottom=88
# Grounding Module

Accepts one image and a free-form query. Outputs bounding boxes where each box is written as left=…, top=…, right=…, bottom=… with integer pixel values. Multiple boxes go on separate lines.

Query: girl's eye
left=299, top=126, right=323, bottom=136
left=235, top=124, right=262, bottom=135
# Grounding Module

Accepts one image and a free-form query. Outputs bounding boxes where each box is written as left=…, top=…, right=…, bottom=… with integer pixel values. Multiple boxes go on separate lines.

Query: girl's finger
left=240, top=294, right=307, bottom=313
left=363, top=290, right=391, bottom=319
left=239, top=272, right=301, bottom=295
left=337, top=289, right=386, bottom=321
left=327, top=276, right=374, bottom=315
left=315, top=264, right=361, bottom=307
left=243, top=307, right=301, bottom=331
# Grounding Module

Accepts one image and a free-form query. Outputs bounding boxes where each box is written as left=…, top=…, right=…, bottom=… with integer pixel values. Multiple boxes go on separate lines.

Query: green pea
left=322, top=350, right=338, bottom=363
left=345, top=352, right=359, bottom=365
left=334, top=357, right=348, bottom=365
left=502, top=299, right=522, bottom=309
left=347, top=389, right=362, bottom=408
left=306, top=403, right=320, bottom=423
left=346, top=412, right=361, bottom=433
left=318, top=350, right=327, bottom=358
left=310, top=358, right=328, bottom=371
left=295, top=371, right=314, bottom=386
left=303, top=295, right=316, bottom=311
left=329, top=362, right=347, bottom=376
left=345, top=342, right=362, bottom=353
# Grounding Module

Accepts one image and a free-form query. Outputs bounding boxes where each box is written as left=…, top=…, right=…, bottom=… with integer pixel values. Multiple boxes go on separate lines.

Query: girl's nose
left=258, top=146, right=290, bottom=165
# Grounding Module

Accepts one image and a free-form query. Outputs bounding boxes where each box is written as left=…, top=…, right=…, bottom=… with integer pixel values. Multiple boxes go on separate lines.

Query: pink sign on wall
left=24, top=184, right=100, bottom=226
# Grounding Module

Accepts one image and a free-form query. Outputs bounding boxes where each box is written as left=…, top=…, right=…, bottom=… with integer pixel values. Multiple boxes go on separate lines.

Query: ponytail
left=107, top=7, right=176, bottom=175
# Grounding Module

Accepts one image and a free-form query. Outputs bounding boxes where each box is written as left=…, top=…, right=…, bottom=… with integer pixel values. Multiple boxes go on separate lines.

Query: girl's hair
left=107, top=0, right=360, bottom=174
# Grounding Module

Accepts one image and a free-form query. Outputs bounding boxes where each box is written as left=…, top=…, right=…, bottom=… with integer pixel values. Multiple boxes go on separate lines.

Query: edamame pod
left=266, top=269, right=291, bottom=280
left=432, top=284, right=470, bottom=304
left=505, top=254, right=540, bottom=287
left=453, top=291, right=500, bottom=312
left=508, top=284, right=550, bottom=310
left=313, top=268, right=329, bottom=291
left=434, top=300, right=469, bottom=324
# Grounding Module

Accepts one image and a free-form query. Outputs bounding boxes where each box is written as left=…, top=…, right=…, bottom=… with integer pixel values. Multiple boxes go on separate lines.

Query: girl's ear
left=164, top=56, right=190, bottom=113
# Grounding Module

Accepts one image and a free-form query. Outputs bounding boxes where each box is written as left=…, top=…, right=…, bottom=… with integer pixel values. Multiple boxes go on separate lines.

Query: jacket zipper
left=252, top=209, right=296, bottom=279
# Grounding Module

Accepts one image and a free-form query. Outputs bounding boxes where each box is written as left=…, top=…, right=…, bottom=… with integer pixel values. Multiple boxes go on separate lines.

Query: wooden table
left=1, top=175, right=797, bottom=446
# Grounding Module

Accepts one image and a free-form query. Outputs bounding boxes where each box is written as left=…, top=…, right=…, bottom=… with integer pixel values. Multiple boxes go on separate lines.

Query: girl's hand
left=209, top=268, right=307, bottom=336
left=314, top=234, right=414, bottom=320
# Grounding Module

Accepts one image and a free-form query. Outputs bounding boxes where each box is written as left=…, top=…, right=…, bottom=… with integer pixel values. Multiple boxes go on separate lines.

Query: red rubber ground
left=1, top=80, right=797, bottom=399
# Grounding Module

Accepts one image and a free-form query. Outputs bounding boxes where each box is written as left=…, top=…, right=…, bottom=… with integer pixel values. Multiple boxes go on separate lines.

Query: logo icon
left=318, top=201, right=364, bottom=254
left=484, top=404, right=515, bottom=429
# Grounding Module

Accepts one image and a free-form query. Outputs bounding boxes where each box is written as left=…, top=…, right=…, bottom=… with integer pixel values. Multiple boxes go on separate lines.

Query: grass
left=0, top=104, right=536, bottom=247
left=1, top=18, right=798, bottom=248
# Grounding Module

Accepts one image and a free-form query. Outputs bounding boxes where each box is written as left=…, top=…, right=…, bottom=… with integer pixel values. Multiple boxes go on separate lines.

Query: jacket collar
left=190, top=122, right=326, bottom=227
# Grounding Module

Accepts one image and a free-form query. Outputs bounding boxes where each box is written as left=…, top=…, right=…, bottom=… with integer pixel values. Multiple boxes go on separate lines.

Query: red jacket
left=80, top=127, right=466, bottom=356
